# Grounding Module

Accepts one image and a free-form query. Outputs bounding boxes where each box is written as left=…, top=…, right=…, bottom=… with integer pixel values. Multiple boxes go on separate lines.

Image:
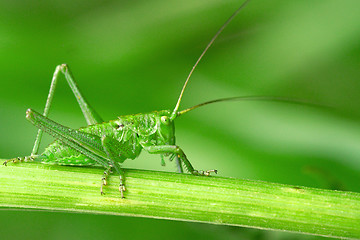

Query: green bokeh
left=0, top=0, right=359, bottom=239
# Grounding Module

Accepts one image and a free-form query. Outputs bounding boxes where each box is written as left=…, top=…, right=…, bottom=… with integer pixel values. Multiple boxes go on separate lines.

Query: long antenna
left=170, top=0, right=251, bottom=120
left=177, top=96, right=328, bottom=116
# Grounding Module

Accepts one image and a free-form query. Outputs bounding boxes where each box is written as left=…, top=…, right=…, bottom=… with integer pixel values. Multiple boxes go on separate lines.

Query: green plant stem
left=0, top=161, right=359, bottom=239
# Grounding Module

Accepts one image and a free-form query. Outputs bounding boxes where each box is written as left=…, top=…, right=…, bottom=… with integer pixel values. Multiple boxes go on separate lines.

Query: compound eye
left=160, top=116, right=170, bottom=125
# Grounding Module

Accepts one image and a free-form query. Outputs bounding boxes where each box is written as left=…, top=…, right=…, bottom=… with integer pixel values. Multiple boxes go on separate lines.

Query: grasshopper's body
left=5, top=1, right=262, bottom=197
left=22, top=79, right=205, bottom=198
left=41, top=110, right=174, bottom=167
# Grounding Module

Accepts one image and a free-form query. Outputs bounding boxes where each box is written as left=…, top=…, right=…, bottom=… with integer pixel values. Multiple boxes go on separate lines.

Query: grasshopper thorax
left=113, top=110, right=176, bottom=146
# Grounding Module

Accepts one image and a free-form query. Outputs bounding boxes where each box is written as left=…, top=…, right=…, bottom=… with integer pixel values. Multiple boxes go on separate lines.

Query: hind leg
left=31, top=64, right=104, bottom=157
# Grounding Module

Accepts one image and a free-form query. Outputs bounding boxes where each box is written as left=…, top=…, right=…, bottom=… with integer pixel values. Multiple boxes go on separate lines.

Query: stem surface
left=0, top=162, right=359, bottom=239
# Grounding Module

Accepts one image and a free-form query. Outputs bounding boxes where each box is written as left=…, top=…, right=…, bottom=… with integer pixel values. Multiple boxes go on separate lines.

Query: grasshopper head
left=158, top=110, right=175, bottom=145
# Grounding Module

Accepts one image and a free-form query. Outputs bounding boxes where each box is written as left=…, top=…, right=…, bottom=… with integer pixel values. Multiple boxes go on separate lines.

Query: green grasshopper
left=5, top=0, right=290, bottom=197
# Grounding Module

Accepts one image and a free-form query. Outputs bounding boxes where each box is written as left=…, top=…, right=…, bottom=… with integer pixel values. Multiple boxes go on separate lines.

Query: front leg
left=142, top=144, right=217, bottom=176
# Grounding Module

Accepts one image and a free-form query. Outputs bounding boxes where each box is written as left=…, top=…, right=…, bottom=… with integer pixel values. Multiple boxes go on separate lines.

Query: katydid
left=3, top=0, right=309, bottom=198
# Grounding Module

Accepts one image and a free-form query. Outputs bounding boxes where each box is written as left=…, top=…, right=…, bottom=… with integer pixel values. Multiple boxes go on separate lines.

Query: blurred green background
left=0, top=0, right=359, bottom=239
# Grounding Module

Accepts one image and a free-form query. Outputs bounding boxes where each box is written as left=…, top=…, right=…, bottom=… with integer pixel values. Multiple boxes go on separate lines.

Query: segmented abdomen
left=39, top=141, right=98, bottom=166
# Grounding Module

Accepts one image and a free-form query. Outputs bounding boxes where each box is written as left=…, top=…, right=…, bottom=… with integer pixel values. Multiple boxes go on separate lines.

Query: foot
left=192, top=169, right=218, bottom=176
left=100, top=177, right=107, bottom=195
left=119, top=184, right=126, bottom=199
left=3, top=155, right=36, bottom=166
left=119, top=174, right=126, bottom=198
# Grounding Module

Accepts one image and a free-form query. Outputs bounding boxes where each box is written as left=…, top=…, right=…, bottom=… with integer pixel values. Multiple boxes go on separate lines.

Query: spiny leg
left=101, top=135, right=130, bottom=198
left=118, top=168, right=126, bottom=199
left=101, top=166, right=112, bottom=195
left=142, top=144, right=217, bottom=176
left=31, top=64, right=103, bottom=156
left=174, top=155, right=183, bottom=173
left=168, top=154, right=183, bottom=173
